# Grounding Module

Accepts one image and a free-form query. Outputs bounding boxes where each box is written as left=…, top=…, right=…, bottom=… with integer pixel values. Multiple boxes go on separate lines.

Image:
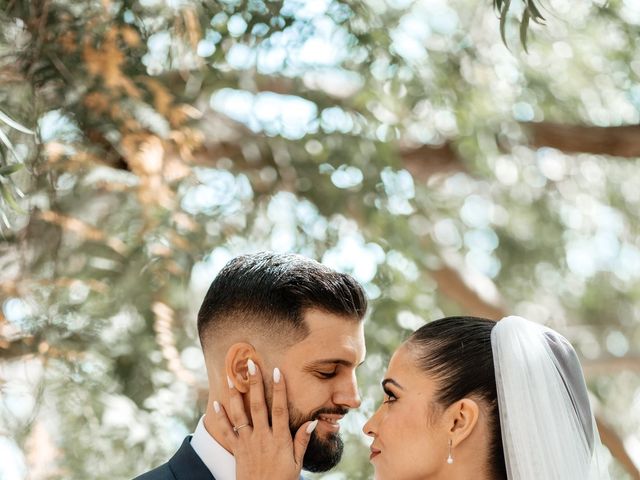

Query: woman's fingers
left=271, top=367, right=291, bottom=438
left=247, top=359, right=269, bottom=430
left=213, top=400, right=238, bottom=447
left=218, top=367, right=305, bottom=480
left=226, top=374, right=251, bottom=434
left=293, top=420, right=317, bottom=467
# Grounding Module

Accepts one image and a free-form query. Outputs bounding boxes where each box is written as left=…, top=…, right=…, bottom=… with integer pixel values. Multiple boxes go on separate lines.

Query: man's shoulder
left=131, top=436, right=214, bottom=480
left=132, top=462, right=175, bottom=480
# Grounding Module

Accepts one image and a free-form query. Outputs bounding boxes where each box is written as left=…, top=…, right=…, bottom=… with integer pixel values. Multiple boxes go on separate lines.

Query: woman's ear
left=224, top=342, right=259, bottom=394
left=446, top=398, right=481, bottom=447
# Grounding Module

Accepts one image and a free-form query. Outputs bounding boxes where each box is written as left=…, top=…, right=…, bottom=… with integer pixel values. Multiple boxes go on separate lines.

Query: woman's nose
left=363, top=408, right=380, bottom=437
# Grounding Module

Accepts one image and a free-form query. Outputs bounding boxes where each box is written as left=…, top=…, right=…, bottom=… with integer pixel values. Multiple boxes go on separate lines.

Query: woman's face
left=363, top=344, right=451, bottom=480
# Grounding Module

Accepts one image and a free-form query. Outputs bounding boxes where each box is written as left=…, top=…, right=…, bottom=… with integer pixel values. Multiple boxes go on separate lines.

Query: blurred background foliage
left=1, top=0, right=640, bottom=478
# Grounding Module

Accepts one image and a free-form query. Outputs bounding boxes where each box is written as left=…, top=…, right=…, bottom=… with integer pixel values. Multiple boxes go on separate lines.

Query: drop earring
left=447, top=439, right=454, bottom=464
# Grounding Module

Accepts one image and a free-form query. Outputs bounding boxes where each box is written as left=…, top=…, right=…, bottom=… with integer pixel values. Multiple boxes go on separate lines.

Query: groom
left=134, top=252, right=368, bottom=479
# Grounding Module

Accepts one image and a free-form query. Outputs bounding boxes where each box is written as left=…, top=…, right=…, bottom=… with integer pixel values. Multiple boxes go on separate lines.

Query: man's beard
left=288, top=404, right=348, bottom=472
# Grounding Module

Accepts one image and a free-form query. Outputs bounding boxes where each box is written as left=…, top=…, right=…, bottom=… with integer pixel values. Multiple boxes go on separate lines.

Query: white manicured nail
left=247, top=358, right=256, bottom=376
left=306, top=419, right=318, bottom=434
left=213, top=401, right=220, bottom=413
left=227, top=375, right=235, bottom=389
left=273, top=367, right=281, bottom=384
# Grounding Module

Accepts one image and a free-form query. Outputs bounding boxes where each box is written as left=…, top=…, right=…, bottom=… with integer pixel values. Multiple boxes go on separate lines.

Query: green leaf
left=0, top=110, right=34, bottom=135
left=520, top=8, right=531, bottom=52
left=0, top=127, right=19, bottom=160
left=0, top=182, right=25, bottom=214
left=500, top=0, right=512, bottom=47
left=526, top=0, right=545, bottom=22
left=0, top=163, right=24, bottom=177
left=0, top=208, right=10, bottom=229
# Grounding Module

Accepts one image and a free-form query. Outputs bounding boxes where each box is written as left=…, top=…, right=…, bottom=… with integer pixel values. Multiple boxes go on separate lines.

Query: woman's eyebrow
left=382, top=378, right=404, bottom=390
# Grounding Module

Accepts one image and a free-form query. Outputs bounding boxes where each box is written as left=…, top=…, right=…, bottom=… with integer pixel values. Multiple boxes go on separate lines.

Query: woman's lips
left=369, top=447, right=381, bottom=460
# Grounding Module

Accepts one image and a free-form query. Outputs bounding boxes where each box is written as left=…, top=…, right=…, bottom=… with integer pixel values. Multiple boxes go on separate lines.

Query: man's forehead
left=283, top=312, right=363, bottom=352
left=303, top=317, right=364, bottom=343
left=302, top=308, right=364, bottom=332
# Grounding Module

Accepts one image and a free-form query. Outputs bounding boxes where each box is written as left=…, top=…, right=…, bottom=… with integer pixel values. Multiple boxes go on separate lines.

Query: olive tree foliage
left=0, top=0, right=639, bottom=478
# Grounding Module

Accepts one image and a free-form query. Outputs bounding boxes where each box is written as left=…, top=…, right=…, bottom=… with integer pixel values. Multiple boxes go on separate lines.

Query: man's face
left=274, top=309, right=366, bottom=472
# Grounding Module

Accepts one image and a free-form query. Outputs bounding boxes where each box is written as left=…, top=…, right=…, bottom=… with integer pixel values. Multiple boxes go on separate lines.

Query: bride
left=213, top=315, right=611, bottom=479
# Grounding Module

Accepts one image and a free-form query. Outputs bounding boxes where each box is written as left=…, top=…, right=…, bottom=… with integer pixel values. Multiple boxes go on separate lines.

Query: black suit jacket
left=133, top=436, right=214, bottom=480
left=133, top=435, right=306, bottom=480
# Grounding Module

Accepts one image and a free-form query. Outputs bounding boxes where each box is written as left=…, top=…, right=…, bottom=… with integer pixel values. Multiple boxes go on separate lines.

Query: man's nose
left=334, top=372, right=361, bottom=409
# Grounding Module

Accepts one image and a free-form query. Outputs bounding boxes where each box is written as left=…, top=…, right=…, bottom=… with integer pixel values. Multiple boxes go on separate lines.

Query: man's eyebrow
left=305, top=358, right=366, bottom=368
left=382, top=378, right=404, bottom=390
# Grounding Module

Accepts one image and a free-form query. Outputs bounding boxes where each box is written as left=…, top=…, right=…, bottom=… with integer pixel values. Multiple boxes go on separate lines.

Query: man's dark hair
left=197, top=252, right=368, bottom=346
left=407, top=316, right=507, bottom=480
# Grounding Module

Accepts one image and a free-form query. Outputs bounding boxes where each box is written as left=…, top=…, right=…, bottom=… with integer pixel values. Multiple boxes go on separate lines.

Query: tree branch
left=429, top=263, right=506, bottom=320
left=597, top=418, right=640, bottom=480
left=0, top=336, right=37, bottom=361
left=583, top=355, right=640, bottom=375
left=524, top=122, right=640, bottom=158
left=400, top=122, right=640, bottom=182
left=194, top=117, right=640, bottom=188
left=191, top=111, right=468, bottom=183
left=400, top=143, right=466, bottom=181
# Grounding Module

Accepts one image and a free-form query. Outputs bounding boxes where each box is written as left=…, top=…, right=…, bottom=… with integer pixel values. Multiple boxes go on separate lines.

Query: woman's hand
left=213, top=360, right=317, bottom=480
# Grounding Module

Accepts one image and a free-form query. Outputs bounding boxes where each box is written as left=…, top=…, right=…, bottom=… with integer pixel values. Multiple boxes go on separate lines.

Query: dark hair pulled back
left=407, top=316, right=507, bottom=480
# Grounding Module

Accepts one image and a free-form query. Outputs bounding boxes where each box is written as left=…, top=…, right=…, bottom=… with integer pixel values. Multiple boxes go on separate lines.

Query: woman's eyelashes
left=382, top=387, right=397, bottom=404
left=316, top=370, right=337, bottom=379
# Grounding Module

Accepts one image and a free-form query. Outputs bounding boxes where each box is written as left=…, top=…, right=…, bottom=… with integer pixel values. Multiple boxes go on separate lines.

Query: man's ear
left=445, top=398, right=480, bottom=447
left=224, top=342, right=260, bottom=394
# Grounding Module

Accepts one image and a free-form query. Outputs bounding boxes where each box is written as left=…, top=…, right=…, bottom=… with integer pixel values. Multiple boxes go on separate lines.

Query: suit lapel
left=168, top=436, right=215, bottom=480
left=166, top=436, right=306, bottom=480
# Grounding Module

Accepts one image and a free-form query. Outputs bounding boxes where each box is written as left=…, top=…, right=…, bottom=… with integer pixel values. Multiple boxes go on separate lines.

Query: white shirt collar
left=190, top=416, right=236, bottom=480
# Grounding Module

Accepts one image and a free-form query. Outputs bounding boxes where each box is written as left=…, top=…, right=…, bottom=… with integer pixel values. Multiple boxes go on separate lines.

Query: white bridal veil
left=491, top=316, right=611, bottom=480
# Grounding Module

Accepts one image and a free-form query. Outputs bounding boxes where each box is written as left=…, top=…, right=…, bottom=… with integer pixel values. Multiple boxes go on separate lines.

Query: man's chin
left=302, top=432, right=344, bottom=473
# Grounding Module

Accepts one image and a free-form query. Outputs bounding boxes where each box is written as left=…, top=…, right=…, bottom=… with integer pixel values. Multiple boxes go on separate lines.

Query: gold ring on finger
left=233, top=423, right=250, bottom=433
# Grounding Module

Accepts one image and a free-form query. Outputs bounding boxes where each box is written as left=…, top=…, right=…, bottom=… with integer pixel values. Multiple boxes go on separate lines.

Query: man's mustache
left=310, top=407, right=349, bottom=419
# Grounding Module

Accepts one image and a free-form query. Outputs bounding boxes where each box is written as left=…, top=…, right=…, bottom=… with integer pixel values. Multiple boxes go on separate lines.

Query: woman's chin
left=373, top=469, right=391, bottom=480
left=372, top=464, right=392, bottom=480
